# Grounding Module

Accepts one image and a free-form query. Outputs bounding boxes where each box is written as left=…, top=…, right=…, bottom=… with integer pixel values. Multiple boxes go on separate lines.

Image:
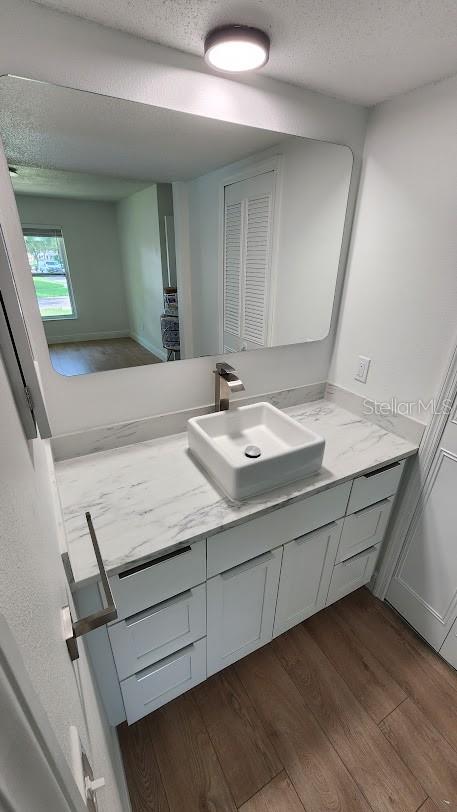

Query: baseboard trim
left=130, top=331, right=167, bottom=362
left=47, top=330, right=130, bottom=344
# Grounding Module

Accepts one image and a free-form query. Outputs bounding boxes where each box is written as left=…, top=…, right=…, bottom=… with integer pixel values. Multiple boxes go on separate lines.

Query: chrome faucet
left=214, top=362, right=245, bottom=411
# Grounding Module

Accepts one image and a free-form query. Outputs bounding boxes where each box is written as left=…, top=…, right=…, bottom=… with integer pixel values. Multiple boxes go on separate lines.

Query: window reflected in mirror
left=23, top=227, right=76, bottom=320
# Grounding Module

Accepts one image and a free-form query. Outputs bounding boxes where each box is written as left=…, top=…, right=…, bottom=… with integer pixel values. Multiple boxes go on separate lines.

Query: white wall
left=117, top=185, right=165, bottom=359
left=272, top=139, right=353, bottom=345
left=0, top=0, right=367, bottom=435
left=0, top=353, right=125, bottom=811
left=157, top=183, right=176, bottom=287
left=16, top=194, right=129, bottom=343
left=185, top=137, right=353, bottom=356
left=330, top=74, right=457, bottom=422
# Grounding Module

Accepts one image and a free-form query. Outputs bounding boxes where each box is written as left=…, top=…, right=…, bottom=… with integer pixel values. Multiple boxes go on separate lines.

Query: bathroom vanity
left=55, top=399, right=416, bottom=726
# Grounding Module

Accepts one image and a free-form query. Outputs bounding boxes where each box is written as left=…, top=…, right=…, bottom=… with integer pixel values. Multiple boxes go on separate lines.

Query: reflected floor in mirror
left=48, top=337, right=162, bottom=376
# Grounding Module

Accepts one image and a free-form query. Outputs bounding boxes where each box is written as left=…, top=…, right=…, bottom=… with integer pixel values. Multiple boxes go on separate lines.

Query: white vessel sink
left=187, top=402, right=325, bottom=500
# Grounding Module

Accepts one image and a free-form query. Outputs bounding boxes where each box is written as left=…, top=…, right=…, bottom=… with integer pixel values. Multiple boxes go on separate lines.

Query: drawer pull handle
left=295, top=520, right=337, bottom=544
left=221, top=551, right=274, bottom=580
left=136, top=642, right=196, bottom=680
left=342, top=546, right=377, bottom=566
left=353, top=498, right=390, bottom=516
left=118, top=545, right=192, bottom=579
left=62, top=512, right=118, bottom=662
left=125, top=589, right=193, bottom=627
left=363, top=461, right=400, bottom=478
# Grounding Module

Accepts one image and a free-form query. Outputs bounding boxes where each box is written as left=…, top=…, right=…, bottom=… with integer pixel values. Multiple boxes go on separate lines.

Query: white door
left=387, top=396, right=457, bottom=650
left=440, top=616, right=457, bottom=670
left=223, top=171, right=275, bottom=353
left=274, top=520, right=343, bottom=636
left=0, top=224, right=118, bottom=809
left=207, top=548, right=282, bottom=675
left=0, top=615, right=86, bottom=812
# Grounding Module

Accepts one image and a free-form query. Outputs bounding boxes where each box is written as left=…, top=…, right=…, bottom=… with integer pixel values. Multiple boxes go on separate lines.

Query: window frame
left=22, top=224, right=78, bottom=322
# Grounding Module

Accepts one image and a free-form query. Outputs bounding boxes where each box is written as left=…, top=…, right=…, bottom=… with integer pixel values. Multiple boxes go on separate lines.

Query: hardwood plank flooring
left=118, top=720, right=169, bottom=812
left=193, top=667, right=282, bottom=806
left=418, top=800, right=444, bottom=812
left=238, top=772, right=305, bottom=812
left=273, top=624, right=425, bottom=812
left=148, top=693, right=236, bottom=811
left=380, top=698, right=457, bottom=810
left=118, top=589, right=457, bottom=812
left=235, top=646, right=371, bottom=812
left=48, top=336, right=161, bottom=376
left=306, top=603, right=407, bottom=723
left=337, top=589, right=457, bottom=751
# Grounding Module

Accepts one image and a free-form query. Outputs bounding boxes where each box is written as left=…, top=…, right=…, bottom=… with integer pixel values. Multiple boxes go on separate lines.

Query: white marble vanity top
left=55, top=399, right=418, bottom=588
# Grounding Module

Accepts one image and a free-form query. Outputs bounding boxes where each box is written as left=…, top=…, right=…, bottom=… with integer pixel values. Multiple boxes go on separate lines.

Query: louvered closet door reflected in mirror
left=223, top=171, right=275, bottom=353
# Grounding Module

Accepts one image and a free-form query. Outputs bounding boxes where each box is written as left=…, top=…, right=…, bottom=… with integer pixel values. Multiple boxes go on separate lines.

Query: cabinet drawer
left=347, top=460, right=404, bottom=514
left=120, top=638, right=206, bottom=725
left=326, top=545, right=380, bottom=606
left=207, top=481, right=351, bottom=577
left=109, top=541, right=206, bottom=621
left=108, top=584, right=206, bottom=680
left=336, top=498, right=393, bottom=563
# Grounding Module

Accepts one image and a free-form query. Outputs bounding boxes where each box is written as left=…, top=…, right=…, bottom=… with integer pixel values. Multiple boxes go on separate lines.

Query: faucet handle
left=215, top=361, right=236, bottom=376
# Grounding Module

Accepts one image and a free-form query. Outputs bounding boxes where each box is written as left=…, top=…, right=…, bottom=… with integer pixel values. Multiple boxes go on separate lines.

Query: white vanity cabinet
left=207, top=549, right=283, bottom=675
left=79, top=458, right=407, bottom=726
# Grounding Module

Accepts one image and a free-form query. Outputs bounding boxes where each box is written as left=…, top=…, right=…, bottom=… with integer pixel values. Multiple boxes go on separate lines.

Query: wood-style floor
left=118, top=588, right=457, bottom=812
left=48, top=337, right=161, bottom=376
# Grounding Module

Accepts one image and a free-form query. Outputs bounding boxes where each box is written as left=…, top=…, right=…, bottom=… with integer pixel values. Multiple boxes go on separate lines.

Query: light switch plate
left=355, top=355, right=371, bottom=384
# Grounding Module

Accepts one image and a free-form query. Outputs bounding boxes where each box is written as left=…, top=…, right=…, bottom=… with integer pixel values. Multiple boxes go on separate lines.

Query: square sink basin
left=187, top=402, right=325, bottom=500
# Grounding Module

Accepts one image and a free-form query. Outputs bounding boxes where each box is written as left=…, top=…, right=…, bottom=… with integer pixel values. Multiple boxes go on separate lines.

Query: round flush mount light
left=204, top=25, right=270, bottom=73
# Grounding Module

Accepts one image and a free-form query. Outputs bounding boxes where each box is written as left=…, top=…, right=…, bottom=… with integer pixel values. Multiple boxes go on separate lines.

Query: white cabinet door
left=207, top=548, right=282, bottom=676
left=274, top=520, right=343, bottom=636
left=387, top=401, right=457, bottom=650
left=440, top=616, right=457, bottom=671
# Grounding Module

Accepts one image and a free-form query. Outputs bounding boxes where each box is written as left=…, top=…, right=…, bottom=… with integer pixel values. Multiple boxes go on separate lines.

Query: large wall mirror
left=0, top=76, right=353, bottom=377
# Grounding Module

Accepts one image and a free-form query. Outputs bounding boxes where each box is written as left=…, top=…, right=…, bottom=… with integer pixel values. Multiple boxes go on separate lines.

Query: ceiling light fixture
left=8, top=166, right=18, bottom=176
left=204, top=25, right=270, bottom=73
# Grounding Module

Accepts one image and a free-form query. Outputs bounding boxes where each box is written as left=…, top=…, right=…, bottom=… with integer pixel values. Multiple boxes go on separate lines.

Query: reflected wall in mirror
left=0, top=77, right=353, bottom=377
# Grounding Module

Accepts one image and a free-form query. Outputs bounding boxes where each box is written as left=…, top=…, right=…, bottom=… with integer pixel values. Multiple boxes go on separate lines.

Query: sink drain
left=245, top=445, right=261, bottom=459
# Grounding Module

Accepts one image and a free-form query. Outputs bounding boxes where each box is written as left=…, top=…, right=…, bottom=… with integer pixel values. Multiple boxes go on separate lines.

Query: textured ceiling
left=30, top=0, right=457, bottom=104
left=11, top=167, right=153, bottom=201
left=0, top=77, right=285, bottom=183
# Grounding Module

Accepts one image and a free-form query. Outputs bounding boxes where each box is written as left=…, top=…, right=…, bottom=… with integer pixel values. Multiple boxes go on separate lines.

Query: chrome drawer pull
left=352, top=498, right=390, bottom=516
left=342, top=546, right=377, bottom=566
left=363, top=461, right=400, bottom=478
left=221, top=550, right=274, bottom=580
left=62, top=512, right=118, bottom=661
left=118, top=545, right=192, bottom=579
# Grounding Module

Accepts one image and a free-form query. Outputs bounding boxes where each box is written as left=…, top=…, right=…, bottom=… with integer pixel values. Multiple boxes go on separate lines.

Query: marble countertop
left=55, top=399, right=418, bottom=588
